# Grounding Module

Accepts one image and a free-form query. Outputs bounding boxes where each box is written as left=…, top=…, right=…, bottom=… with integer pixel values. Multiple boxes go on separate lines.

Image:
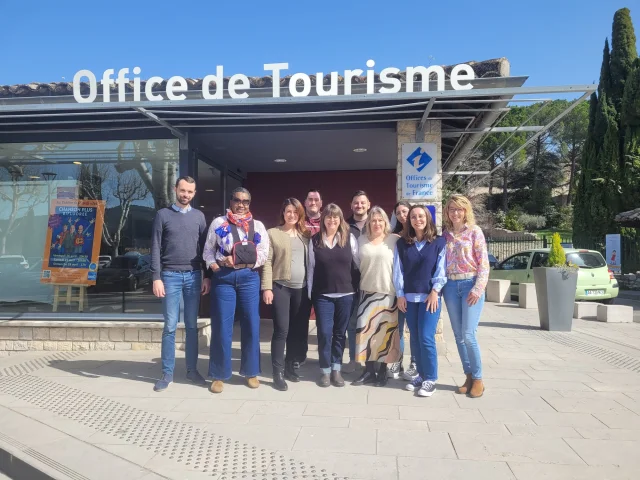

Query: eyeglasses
left=449, top=208, right=465, bottom=213
left=231, top=197, right=251, bottom=206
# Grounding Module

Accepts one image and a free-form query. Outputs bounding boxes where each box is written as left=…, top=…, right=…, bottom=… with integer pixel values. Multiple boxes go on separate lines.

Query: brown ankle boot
left=469, top=379, right=484, bottom=398
left=457, top=374, right=472, bottom=395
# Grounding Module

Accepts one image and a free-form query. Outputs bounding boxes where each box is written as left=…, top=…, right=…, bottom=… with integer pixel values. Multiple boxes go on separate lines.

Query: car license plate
left=585, top=289, right=605, bottom=296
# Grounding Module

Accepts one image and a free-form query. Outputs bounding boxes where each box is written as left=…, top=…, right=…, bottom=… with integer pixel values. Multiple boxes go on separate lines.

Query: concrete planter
left=533, top=267, right=578, bottom=331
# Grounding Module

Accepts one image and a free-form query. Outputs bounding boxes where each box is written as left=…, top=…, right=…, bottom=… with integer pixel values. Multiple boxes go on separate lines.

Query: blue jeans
left=314, top=294, right=354, bottom=373
left=443, top=278, right=484, bottom=379
left=161, top=270, right=202, bottom=376
left=208, top=268, right=261, bottom=380
left=405, top=299, right=441, bottom=382
left=397, top=310, right=416, bottom=365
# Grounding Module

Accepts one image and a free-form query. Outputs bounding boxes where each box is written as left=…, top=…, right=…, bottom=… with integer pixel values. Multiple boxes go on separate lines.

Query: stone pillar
left=396, top=120, right=447, bottom=355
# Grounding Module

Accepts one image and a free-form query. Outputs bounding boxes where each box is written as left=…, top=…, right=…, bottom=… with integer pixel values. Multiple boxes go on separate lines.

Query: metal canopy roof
left=0, top=75, right=595, bottom=172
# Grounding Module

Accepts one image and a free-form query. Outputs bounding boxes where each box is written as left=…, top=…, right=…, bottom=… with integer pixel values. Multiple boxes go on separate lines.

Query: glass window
left=499, top=253, right=531, bottom=270
left=567, top=252, right=607, bottom=269
left=0, top=139, right=179, bottom=318
left=531, top=252, right=549, bottom=268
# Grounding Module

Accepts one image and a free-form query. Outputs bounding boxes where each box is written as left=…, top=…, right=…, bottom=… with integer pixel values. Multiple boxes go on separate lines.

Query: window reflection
left=0, top=139, right=178, bottom=317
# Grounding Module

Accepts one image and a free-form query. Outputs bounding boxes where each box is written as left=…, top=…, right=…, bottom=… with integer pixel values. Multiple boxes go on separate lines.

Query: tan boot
left=247, top=377, right=260, bottom=389
left=469, top=379, right=485, bottom=398
left=457, top=374, right=472, bottom=395
left=210, top=380, right=224, bottom=394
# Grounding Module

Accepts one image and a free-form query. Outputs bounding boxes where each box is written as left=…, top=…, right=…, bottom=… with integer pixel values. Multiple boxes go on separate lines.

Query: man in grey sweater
left=151, top=176, right=211, bottom=392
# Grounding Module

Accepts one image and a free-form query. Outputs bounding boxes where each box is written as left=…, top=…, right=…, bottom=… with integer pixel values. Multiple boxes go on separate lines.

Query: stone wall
left=396, top=119, right=447, bottom=354
left=0, top=320, right=210, bottom=352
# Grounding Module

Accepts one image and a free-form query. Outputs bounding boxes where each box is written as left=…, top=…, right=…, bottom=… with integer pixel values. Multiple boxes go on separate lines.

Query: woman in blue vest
left=307, top=203, right=359, bottom=388
left=393, top=205, right=447, bottom=397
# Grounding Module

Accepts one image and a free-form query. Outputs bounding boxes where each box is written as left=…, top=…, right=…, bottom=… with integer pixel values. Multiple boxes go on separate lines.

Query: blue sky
left=2, top=0, right=639, bottom=94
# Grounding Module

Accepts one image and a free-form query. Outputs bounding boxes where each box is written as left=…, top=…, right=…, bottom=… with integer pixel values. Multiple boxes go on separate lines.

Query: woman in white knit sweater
left=351, top=206, right=400, bottom=387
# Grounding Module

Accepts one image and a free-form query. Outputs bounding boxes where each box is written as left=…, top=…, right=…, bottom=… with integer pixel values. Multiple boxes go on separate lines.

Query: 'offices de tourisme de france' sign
left=72, top=60, right=477, bottom=103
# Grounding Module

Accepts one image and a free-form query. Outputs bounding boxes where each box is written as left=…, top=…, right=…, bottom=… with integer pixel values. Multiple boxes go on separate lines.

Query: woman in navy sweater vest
left=308, top=203, right=360, bottom=388
left=393, top=205, right=447, bottom=397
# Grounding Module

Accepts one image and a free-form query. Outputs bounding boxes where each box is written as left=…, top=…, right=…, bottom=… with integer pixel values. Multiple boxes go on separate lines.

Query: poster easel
left=52, top=283, right=88, bottom=312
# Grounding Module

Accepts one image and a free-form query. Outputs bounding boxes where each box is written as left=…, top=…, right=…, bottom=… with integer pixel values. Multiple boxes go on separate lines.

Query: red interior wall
left=244, top=170, right=397, bottom=229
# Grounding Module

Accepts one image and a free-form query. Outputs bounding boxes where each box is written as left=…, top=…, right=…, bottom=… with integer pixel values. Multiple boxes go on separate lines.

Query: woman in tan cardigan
left=262, top=198, right=311, bottom=391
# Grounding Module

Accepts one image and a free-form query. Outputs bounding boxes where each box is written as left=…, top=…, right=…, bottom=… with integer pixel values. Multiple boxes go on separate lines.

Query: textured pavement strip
left=0, top=303, right=639, bottom=479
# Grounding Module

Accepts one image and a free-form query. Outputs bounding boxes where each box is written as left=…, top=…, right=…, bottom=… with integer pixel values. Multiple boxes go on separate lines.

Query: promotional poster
left=41, top=199, right=106, bottom=285
left=605, top=233, right=622, bottom=274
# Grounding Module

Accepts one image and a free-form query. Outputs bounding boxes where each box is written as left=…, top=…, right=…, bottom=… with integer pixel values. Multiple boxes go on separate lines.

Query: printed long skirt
left=354, top=292, right=400, bottom=363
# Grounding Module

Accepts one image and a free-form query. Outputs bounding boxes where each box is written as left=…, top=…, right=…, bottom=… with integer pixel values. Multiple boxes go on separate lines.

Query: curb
left=0, top=444, right=58, bottom=480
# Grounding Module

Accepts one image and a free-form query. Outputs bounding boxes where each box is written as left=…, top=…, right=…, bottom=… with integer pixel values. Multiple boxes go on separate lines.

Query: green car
left=489, top=248, right=619, bottom=304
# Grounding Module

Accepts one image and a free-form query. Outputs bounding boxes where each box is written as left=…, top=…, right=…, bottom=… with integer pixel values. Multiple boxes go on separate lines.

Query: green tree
left=610, top=8, right=638, bottom=109
left=547, top=233, right=566, bottom=267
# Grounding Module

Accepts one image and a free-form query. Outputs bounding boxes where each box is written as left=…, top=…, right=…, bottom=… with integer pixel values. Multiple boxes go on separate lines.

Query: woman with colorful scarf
left=203, top=187, right=270, bottom=394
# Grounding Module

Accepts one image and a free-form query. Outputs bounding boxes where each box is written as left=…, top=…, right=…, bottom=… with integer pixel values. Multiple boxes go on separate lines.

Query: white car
left=0, top=255, right=29, bottom=271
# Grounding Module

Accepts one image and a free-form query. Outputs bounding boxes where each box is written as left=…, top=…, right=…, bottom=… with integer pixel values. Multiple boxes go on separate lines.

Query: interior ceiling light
left=274, top=158, right=287, bottom=163
left=205, top=189, right=215, bottom=192
left=353, top=148, right=367, bottom=153
left=73, top=161, right=82, bottom=165
left=29, top=176, right=39, bottom=179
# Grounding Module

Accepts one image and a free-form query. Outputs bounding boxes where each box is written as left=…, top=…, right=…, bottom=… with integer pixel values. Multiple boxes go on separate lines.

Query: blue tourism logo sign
left=401, top=143, right=439, bottom=200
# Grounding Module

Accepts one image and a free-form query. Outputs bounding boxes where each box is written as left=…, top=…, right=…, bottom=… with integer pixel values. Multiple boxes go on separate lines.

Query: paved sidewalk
left=1, top=303, right=640, bottom=479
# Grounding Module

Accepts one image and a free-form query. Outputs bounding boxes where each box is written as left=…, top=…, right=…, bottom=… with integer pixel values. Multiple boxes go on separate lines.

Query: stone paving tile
left=454, top=393, right=555, bottom=411
left=428, top=421, right=509, bottom=435
left=281, top=450, right=397, bottom=480
left=504, top=424, right=582, bottom=438
left=565, top=438, right=640, bottom=467
left=398, top=458, right=515, bottom=480
left=516, top=388, right=563, bottom=397
left=348, top=417, right=429, bottom=430
left=479, top=409, right=535, bottom=425
left=576, top=427, right=640, bottom=441
left=251, top=414, right=349, bottom=428
left=399, top=406, right=485, bottom=423
left=522, top=380, right=595, bottom=391
left=377, top=429, right=457, bottom=458
left=507, top=462, right=636, bottom=479
left=542, top=396, right=634, bottom=415
left=592, top=412, right=640, bottom=429
left=236, top=400, right=308, bottom=416
left=169, top=397, right=246, bottom=413
left=304, top=402, right=400, bottom=420
left=450, top=432, right=585, bottom=465
left=366, top=387, right=459, bottom=407
left=196, top=423, right=302, bottom=451
left=181, top=412, right=253, bottom=425
left=525, top=370, right=598, bottom=382
left=35, top=437, right=153, bottom=480
left=289, top=386, right=369, bottom=404
left=526, top=411, right=606, bottom=428
left=293, top=427, right=376, bottom=454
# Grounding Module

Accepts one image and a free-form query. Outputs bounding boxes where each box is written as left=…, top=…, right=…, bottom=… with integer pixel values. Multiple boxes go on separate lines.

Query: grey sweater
left=150, top=207, right=209, bottom=281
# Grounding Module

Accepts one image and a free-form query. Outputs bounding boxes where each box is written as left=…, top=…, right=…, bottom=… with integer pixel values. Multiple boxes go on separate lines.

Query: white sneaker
left=342, top=360, right=356, bottom=374
left=417, top=380, right=437, bottom=397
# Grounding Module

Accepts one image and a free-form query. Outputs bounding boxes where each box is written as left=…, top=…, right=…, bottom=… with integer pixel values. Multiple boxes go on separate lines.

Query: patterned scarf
left=226, top=209, right=253, bottom=234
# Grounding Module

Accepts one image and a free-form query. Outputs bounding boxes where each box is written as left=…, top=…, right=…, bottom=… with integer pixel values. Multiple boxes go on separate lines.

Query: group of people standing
left=151, top=176, right=489, bottom=400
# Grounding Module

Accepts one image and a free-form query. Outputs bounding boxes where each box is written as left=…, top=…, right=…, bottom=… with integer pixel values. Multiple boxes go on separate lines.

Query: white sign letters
left=72, top=61, right=476, bottom=104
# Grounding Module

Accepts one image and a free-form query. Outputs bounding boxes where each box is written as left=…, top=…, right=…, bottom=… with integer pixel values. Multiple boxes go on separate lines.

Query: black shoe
left=351, top=362, right=377, bottom=386
left=272, top=370, right=288, bottom=391
left=284, top=361, right=300, bottom=382
left=330, top=370, right=345, bottom=387
left=317, top=373, right=330, bottom=388
left=375, top=364, right=389, bottom=387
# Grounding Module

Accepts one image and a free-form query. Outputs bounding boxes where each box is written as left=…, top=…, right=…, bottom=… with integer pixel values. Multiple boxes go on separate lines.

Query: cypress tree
left=610, top=8, right=638, bottom=109
left=573, top=94, right=597, bottom=237
left=622, top=58, right=640, bottom=211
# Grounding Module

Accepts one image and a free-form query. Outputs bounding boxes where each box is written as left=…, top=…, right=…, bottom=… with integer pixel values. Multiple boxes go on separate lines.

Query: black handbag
left=229, top=221, right=257, bottom=269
